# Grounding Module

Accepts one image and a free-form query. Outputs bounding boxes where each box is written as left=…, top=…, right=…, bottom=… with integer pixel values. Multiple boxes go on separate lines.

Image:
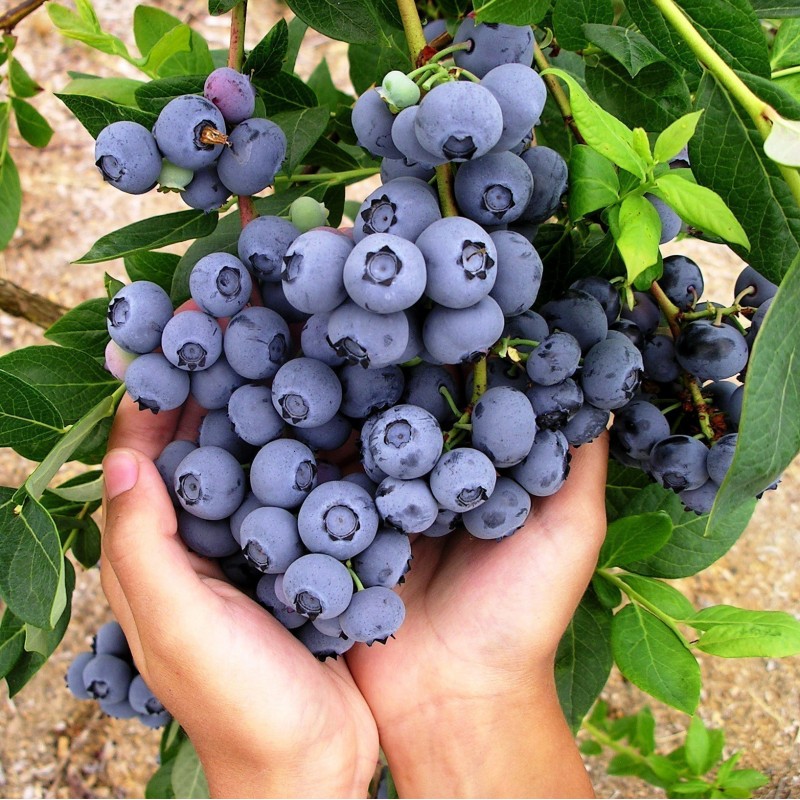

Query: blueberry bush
left=1, top=0, right=800, bottom=796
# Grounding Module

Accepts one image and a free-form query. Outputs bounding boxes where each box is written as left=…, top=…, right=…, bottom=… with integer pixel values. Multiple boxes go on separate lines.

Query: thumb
left=102, top=448, right=209, bottom=642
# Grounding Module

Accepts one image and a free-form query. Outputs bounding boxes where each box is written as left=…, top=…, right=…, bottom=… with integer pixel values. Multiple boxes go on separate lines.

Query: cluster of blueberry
left=607, top=260, right=778, bottom=513
left=94, top=67, right=278, bottom=211
left=356, top=17, right=565, bottom=236
left=65, top=621, right=171, bottom=728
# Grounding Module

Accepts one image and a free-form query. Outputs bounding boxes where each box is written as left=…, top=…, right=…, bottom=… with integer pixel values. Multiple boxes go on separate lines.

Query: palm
left=102, top=397, right=379, bottom=792
left=346, top=437, right=609, bottom=714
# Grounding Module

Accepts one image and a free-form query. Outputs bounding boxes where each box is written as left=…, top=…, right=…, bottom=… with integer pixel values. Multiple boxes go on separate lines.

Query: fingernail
left=104, top=449, right=139, bottom=500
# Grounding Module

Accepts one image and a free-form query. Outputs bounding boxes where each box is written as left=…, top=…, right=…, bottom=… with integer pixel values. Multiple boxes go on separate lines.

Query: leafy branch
left=650, top=0, right=800, bottom=207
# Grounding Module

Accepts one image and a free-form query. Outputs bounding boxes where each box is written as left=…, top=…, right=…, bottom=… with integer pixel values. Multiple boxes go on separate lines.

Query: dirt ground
left=0, top=1, right=798, bottom=797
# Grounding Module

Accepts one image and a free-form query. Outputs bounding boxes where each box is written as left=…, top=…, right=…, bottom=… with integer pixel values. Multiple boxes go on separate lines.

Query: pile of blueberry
left=607, top=259, right=777, bottom=512
left=66, top=621, right=171, bottom=728
left=92, top=14, right=778, bottom=661
left=94, top=67, right=278, bottom=210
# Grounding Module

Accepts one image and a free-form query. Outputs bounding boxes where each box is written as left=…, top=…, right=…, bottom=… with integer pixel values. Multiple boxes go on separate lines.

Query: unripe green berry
left=158, top=159, right=194, bottom=192
left=379, top=70, right=421, bottom=111
left=290, top=197, right=329, bottom=232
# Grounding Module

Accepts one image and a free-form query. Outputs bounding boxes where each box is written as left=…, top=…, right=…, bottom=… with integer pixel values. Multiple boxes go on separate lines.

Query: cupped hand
left=345, top=435, right=609, bottom=798
left=100, top=397, right=378, bottom=798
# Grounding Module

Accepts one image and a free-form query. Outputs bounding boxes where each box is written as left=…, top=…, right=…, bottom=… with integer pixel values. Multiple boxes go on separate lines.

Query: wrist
left=191, top=726, right=373, bottom=799
left=380, top=665, right=592, bottom=798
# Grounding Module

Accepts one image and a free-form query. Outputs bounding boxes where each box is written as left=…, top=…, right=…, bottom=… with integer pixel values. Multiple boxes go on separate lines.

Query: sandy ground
left=0, top=1, right=798, bottom=797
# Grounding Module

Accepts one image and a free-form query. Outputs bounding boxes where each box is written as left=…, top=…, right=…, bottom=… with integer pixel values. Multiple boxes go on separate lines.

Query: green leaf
left=685, top=605, right=800, bottom=657
left=719, top=769, right=769, bottom=793
left=553, top=0, right=613, bottom=51
left=585, top=57, right=691, bottom=131
left=626, top=0, right=769, bottom=77
left=243, top=19, right=289, bottom=80
left=615, top=574, right=696, bottom=621
left=60, top=76, right=144, bottom=106
left=473, top=0, right=551, bottom=24
left=47, top=2, right=133, bottom=63
left=624, top=0, right=698, bottom=74
left=348, top=30, right=412, bottom=95
left=282, top=0, right=386, bottom=44
left=651, top=172, right=749, bottom=247
left=710, top=251, right=800, bottom=542
left=124, top=251, right=180, bottom=293
left=171, top=739, right=209, bottom=798
left=555, top=591, right=613, bottom=732
left=684, top=716, right=712, bottom=776
left=582, top=24, right=666, bottom=77
left=160, top=720, right=187, bottom=763
left=0, top=608, right=26, bottom=679
left=284, top=17, right=308, bottom=74
left=69, top=515, right=102, bottom=569
left=617, top=482, right=754, bottom=578
left=134, top=75, right=207, bottom=114
left=6, top=561, right=75, bottom=697
left=140, top=25, right=213, bottom=79
left=147, top=761, right=176, bottom=799
left=44, top=298, right=109, bottom=359
left=9, top=58, right=41, bottom=97
left=692, top=77, right=800, bottom=281
left=24, top=388, right=120, bottom=500
left=105, top=273, right=126, bottom=299
left=654, top=110, right=704, bottom=164
left=170, top=185, right=327, bottom=303
left=50, top=471, right=105, bottom=504
left=611, top=604, right=701, bottom=714
left=273, top=106, right=331, bottom=175
left=540, top=68, right=647, bottom=180
left=76, top=210, right=218, bottom=264
left=307, top=58, right=354, bottom=114
left=0, top=345, right=119, bottom=425
left=11, top=98, right=53, bottom=148
left=0, top=487, right=64, bottom=630
left=254, top=71, right=317, bottom=114
left=304, top=136, right=361, bottom=172
left=771, top=18, right=800, bottom=70
left=0, top=152, right=22, bottom=252
left=598, top=512, right=673, bottom=568
left=134, top=6, right=179, bottom=57
left=751, top=0, right=800, bottom=16
left=55, top=93, right=157, bottom=139
left=208, top=0, right=243, bottom=15
left=591, top=573, right=622, bottom=609
left=684, top=0, right=770, bottom=77
left=611, top=193, right=662, bottom=283
left=569, top=145, right=620, bottom=221
left=0, top=369, right=65, bottom=459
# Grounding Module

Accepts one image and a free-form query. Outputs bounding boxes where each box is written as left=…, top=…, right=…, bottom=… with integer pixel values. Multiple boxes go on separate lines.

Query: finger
left=174, top=394, right=206, bottom=443
left=102, top=447, right=217, bottom=649
left=536, top=432, right=610, bottom=564
left=108, top=395, right=183, bottom=460
left=99, top=553, right=146, bottom=667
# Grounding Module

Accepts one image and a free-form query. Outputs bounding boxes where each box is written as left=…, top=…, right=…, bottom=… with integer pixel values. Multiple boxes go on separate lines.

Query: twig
left=0, top=277, right=65, bottom=328
left=532, top=38, right=585, bottom=144
left=0, top=0, right=45, bottom=32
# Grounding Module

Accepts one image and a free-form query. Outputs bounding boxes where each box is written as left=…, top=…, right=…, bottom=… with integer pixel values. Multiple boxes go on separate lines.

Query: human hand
left=346, top=435, right=609, bottom=798
left=100, top=397, right=379, bottom=798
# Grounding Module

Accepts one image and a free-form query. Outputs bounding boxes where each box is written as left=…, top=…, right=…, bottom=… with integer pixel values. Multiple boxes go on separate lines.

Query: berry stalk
left=650, top=280, right=716, bottom=441
left=226, top=0, right=257, bottom=228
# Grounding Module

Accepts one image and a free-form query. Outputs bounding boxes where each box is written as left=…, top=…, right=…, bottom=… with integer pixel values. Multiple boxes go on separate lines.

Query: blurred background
left=0, top=0, right=797, bottom=796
